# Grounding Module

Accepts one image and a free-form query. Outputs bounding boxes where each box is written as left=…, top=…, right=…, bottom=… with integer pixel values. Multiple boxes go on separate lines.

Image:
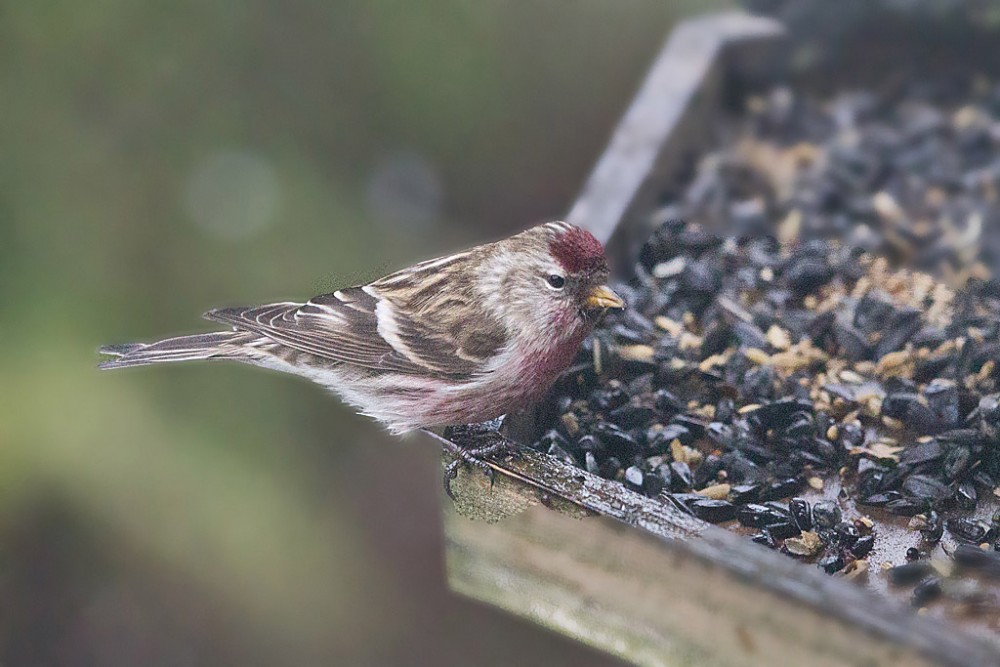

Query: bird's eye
left=546, top=274, right=566, bottom=290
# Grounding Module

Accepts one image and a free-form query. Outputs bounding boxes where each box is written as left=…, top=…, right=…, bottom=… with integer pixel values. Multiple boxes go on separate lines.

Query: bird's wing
left=204, top=284, right=507, bottom=379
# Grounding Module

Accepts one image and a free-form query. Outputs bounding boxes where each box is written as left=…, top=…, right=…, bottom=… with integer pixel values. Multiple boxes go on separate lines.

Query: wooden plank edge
left=440, top=445, right=1000, bottom=667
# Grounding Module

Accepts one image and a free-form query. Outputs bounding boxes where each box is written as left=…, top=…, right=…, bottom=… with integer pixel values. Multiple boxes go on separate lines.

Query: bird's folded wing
left=204, top=286, right=504, bottom=379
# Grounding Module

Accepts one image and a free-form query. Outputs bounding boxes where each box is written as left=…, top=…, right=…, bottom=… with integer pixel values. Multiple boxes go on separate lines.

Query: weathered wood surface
left=443, top=448, right=1000, bottom=667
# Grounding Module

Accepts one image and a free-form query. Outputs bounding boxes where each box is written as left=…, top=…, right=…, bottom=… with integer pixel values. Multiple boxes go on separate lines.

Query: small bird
left=100, top=221, right=623, bottom=482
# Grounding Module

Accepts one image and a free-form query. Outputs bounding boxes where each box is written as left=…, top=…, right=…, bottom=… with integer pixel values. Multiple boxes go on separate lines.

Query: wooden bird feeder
left=432, top=10, right=1000, bottom=667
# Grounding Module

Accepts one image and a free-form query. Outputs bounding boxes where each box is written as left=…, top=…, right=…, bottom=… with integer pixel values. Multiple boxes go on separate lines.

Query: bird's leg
left=446, top=417, right=522, bottom=464
left=422, top=417, right=520, bottom=499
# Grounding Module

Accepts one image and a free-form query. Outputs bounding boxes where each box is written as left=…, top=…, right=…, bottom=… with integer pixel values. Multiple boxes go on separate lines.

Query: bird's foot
left=423, top=420, right=520, bottom=500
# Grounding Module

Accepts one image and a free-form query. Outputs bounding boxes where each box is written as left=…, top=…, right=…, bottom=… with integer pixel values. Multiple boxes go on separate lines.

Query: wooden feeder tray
left=433, top=11, right=1000, bottom=667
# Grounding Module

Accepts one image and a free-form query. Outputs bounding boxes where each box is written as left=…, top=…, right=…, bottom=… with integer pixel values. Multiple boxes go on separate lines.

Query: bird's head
left=486, top=221, right=624, bottom=339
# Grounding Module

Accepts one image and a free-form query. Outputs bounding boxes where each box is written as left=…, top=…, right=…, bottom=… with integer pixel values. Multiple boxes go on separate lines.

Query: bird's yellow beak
left=585, top=285, right=625, bottom=310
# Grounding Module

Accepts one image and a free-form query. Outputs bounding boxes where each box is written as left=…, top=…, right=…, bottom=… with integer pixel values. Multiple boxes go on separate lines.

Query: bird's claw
left=444, top=459, right=462, bottom=501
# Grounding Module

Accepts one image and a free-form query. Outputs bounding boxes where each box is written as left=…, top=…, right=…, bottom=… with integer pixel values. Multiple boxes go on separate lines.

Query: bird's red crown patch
left=549, top=226, right=607, bottom=273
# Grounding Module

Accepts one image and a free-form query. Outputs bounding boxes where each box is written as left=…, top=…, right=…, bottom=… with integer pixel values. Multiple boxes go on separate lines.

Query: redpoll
left=100, top=221, right=623, bottom=448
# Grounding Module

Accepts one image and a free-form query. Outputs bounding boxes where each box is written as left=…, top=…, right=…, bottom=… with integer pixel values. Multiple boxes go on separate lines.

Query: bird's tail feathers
left=98, top=331, right=252, bottom=370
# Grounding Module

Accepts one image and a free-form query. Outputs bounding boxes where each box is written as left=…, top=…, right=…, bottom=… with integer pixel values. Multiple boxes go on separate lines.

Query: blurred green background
left=0, top=2, right=721, bottom=664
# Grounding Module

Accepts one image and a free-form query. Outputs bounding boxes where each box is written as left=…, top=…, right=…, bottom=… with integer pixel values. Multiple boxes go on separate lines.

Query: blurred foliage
left=0, top=1, right=726, bottom=664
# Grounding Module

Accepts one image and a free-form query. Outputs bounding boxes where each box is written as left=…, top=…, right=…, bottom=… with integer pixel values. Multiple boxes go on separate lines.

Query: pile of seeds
left=530, top=80, right=1000, bottom=614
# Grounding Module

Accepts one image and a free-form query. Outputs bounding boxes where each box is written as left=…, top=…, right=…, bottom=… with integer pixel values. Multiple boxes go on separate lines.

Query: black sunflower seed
left=920, top=510, right=944, bottom=544
left=669, top=461, right=693, bottom=493
left=887, top=561, right=935, bottom=586
left=850, top=535, right=875, bottom=559
left=947, top=517, right=990, bottom=544
left=955, top=481, right=978, bottom=511
left=737, top=504, right=789, bottom=529
left=765, top=520, right=801, bottom=541
left=912, top=577, right=943, bottom=607
left=811, top=500, right=841, bottom=530
left=901, top=474, right=952, bottom=501
left=953, top=544, right=1000, bottom=577
left=624, top=466, right=644, bottom=492
left=689, top=498, right=737, bottom=523
left=728, top=483, right=762, bottom=505
left=885, top=498, right=931, bottom=517
left=818, top=553, right=846, bottom=574
left=789, top=497, right=812, bottom=531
